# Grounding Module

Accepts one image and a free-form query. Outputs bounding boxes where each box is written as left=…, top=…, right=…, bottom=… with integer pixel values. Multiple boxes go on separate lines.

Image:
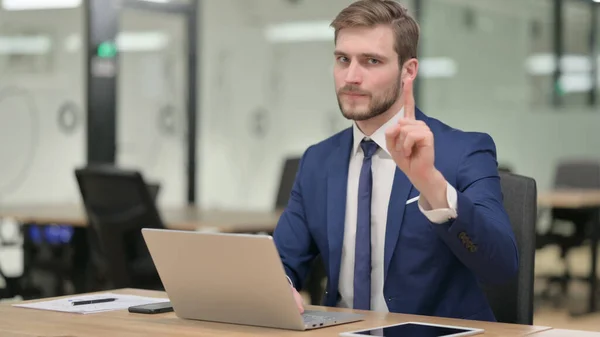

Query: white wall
left=198, top=0, right=599, bottom=211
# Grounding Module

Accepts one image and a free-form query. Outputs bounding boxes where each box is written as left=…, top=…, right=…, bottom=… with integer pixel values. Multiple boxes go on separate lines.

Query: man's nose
left=344, top=61, right=362, bottom=84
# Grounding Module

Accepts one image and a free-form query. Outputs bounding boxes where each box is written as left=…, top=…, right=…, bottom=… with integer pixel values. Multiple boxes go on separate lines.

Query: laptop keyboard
left=302, top=312, right=338, bottom=324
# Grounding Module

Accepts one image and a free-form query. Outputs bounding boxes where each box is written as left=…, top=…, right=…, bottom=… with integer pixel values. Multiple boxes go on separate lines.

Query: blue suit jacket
left=272, top=108, right=518, bottom=321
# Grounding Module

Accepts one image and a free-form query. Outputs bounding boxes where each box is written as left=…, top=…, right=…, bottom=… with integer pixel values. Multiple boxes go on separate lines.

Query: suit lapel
left=384, top=167, right=413, bottom=281
left=327, top=129, right=353, bottom=290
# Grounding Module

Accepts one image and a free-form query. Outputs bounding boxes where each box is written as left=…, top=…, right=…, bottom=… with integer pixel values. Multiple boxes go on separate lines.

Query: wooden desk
left=530, top=329, right=600, bottom=336
left=0, top=288, right=551, bottom=337
left=538, top=190, right=600, bottom=208
left=0, top=203, right=281, bottom=233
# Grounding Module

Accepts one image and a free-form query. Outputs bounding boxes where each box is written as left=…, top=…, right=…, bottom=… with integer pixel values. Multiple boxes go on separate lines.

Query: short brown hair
left=330, top=0, right=420, bottom=66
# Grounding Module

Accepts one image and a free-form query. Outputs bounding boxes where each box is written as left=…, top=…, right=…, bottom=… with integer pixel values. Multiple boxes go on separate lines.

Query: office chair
left=481, top=171, right=537, bottom=325
left=498, top=164, right=513, bottom=173
left=75, top=165, right=164, bottom=291
left=274, top=157, right=301, bottom=210
left=536, top=160, right=600, bottom=305
left=275, top=157, right=327, bottom=305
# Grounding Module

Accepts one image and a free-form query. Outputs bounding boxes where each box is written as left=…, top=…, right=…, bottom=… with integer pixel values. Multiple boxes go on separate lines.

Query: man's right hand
left=291, top=286, right=305, bottom=314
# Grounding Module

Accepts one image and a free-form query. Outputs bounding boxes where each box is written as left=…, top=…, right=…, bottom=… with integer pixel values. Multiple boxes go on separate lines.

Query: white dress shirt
left=337, top=108, right=458, bottom=312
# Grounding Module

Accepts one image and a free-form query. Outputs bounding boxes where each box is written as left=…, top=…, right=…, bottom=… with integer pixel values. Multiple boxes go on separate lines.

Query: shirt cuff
left=418, top=182, right=458, bottom=224
left=286, top=276, right=294, bottom=288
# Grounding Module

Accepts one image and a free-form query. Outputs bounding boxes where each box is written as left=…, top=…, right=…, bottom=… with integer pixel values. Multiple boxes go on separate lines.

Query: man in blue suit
left=272, top=0, right=518, bottom=321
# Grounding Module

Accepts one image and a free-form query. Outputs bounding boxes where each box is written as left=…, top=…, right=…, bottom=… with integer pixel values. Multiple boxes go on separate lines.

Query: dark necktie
left=353, top=139, right=379, bottom=310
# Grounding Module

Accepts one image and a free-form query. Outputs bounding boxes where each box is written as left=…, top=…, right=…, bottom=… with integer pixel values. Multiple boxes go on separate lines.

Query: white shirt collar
left=352, top=108, right=404, bottom=157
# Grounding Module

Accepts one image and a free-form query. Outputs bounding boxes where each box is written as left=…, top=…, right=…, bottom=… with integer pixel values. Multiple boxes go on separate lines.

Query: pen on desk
left=71, top=298, right=117, bottom=306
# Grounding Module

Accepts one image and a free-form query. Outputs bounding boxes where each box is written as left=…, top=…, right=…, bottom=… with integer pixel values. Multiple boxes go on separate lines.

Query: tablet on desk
left=339, top=322, right=484, bottom=337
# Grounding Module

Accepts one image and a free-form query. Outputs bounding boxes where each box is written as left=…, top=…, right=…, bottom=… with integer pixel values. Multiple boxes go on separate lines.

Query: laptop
left=141, top=228, right=365, bottom=330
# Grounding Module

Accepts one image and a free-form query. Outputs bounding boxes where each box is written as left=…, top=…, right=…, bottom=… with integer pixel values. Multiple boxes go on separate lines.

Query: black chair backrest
left=497, top=164, right=513, bottom=173
left=75, top=165, right=164, bottom=288
left=554, top=160, right=600, bottom=189
left=483, top=171, right=537, bottom=325
left=274, top=157, right=301, bottom=210
left=551, top=160, right=600, bottom=224
left=146, top=183, right=160, bottom=201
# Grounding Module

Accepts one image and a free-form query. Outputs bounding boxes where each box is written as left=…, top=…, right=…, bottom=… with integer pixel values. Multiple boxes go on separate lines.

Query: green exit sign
left=97, top=41, right=117, bottom=58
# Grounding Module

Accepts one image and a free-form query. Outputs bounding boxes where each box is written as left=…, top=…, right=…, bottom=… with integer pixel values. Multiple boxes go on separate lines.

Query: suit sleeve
left=272, top=147, right=319, bottom=290
left=430, top=133, right=519, bottom=285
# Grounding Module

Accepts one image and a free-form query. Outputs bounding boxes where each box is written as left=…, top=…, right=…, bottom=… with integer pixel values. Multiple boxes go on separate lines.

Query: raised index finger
left=403, top=77, right=415, bottom=120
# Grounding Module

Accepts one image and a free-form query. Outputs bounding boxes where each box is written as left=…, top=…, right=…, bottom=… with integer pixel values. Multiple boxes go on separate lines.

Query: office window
left=0, top=5, right=85, bottom=204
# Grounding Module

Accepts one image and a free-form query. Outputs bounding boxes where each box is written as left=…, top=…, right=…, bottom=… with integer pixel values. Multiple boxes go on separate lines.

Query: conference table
left=1, top=188, right=598, bottom=231
left=1, top=189, right=599, bottom=232
left=0, top=203, right=282, bottom=233
left=0, top=288, right=575, bottom=337
left=537, top=190, right=600, bottom=209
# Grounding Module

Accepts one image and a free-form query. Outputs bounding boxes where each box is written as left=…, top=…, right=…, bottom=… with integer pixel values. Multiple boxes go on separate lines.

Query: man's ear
left=401, top=58, right=419, bottom=83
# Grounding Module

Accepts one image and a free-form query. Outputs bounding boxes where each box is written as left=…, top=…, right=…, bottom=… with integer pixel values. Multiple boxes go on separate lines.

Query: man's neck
left=356, top=103, right=404, bottom=137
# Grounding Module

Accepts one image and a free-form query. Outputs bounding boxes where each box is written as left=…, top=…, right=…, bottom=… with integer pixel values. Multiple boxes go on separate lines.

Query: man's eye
left=368, top=58, right=380, bottom=65
left=337, top=56, right=349, bottom=63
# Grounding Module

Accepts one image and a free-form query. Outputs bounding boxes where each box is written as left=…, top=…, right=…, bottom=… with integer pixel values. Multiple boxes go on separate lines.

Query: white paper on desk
left=12, top=292, right=168, bottom=314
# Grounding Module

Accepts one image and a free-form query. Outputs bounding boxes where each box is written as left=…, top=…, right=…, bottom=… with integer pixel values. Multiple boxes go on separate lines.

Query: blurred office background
left=0, top=0, right=599, bottom=331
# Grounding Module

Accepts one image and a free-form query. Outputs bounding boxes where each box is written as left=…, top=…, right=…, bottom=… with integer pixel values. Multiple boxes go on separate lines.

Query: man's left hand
left=384, top=77, right=448, bottom=209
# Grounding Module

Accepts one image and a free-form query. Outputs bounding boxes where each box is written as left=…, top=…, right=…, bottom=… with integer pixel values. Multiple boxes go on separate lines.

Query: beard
left=336, top=77, right=401, bottom=121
